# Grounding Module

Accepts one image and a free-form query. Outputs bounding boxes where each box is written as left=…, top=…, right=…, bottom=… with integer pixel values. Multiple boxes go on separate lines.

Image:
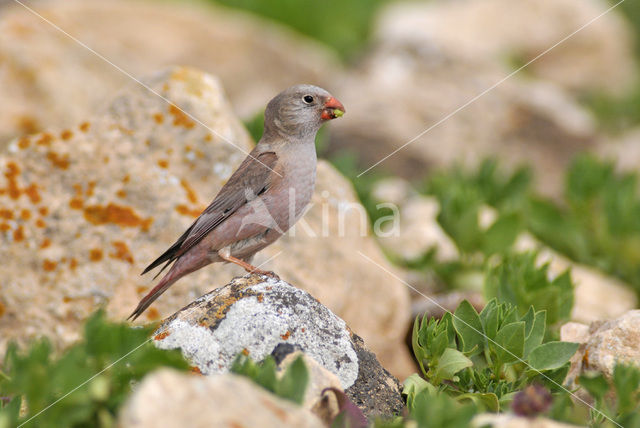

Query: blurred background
left=3, top=0, right=640, bottom=375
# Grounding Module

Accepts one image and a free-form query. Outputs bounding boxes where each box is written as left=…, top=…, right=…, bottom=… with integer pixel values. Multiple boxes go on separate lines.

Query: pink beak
left=321, top=96, right=346, bottom=120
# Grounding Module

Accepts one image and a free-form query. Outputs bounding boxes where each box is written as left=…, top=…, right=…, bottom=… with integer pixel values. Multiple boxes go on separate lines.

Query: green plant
left=0, top=311, right=190, bottom=428
left=208, top=0, right=388, bottom=59
left=484, top=252, right=574, bottom=328
left=230, top=354, right=308, bottom=405
left=411, top=299, right=579, bottom=411
left=579, top=364, right=640, bottom=428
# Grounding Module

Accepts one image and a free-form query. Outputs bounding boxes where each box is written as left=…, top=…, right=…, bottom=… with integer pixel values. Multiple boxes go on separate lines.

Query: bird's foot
left=249, top=268, right=280, bottom=280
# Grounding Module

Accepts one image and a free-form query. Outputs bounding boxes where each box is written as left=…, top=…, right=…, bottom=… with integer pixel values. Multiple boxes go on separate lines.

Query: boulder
left=563, top=310, right=640, bottom=388
left=0, top=0, right=339, bottom=142
left=118, top=369, right=324, bottom=428
left=153, top=275, right=405, bottom=418
left=0, top=67, right=412, bottom=380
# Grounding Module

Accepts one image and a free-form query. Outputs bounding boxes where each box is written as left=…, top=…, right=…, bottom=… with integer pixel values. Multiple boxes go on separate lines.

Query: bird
left=128, top=85, right=345, bottom=320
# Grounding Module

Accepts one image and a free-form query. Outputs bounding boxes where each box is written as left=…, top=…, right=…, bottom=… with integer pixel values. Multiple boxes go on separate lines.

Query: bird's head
left=263, top=84, right=345, bottom=139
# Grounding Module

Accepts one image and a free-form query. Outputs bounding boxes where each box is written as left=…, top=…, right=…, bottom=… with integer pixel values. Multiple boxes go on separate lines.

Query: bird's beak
left=321, top=97, right=346, bottom=120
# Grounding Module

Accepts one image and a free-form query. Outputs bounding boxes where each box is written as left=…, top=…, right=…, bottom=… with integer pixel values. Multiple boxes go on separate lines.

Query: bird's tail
left=128, top=266, right=183, bottom=321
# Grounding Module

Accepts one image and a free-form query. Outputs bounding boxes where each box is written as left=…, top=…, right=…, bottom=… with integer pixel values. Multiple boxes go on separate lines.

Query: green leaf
left=579, top=371, right=609, bottom=402
left=455, top=392, right=500, bottom=412
left=403, top=374, right=436, bottom=410
left=482, top=212, right=522, bottom=255
left=453, top=300, right=485, bottom=356
left=276, top=356, right=309, bottom=405
left=432, top=348, right=473, bottom=385
left=492, top=321, right=525, bottom=365
left=528, top=342, right=578, bottom=371
left=524, top=310, right=546, bottom=358
left=612, top=363, right=640, bottom=415
left=479, top=299, right=500, bottom=340
left=412, top=316, right=428, bottom=376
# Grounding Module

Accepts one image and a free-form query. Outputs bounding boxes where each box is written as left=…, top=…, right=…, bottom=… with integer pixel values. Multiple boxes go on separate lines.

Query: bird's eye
left=303, top=95, right=314, bottom=104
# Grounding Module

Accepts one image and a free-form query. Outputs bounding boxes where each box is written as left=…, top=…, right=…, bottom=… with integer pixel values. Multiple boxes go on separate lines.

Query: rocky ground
left=2, top=0, right=640, bottom=426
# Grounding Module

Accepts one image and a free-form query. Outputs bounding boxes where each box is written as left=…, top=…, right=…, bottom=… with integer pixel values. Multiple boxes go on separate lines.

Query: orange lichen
left=86, top=181, right=96, bottom=197
left=180, top=179, right=198, bottom=204
left=18, top=116, right=39, bottom=135
left=0, top=300, right=5, bottom=318
left=136, top=286, right=148, bottom=294
left=110, top=241, right=134, bottom=264
left=166, top=148, right=174, bottom=155
left=89, top=248, right=103, bottom=262
left=147, top=307, right=160, bottom=320
left=185, top=144, right=192, bottom=152
left=36, top=133, right=53, bottom=146
left=154, top=331, right=170, bottom=341
left=69, top=258, right=78, bottom=270
left=5, top=161, right=21, bottom=200
left=176, top=204, right=201, bottom=218
left=46, top=151, right=70, bottom=169
left=20, top=209, right=31, bottom=220
left=122, top=175, right=130, bottom=184
left=190, top=366, right=202, bottom=375
left=242, top=348, right=250, bottom=356
left=63, top=296, right=72, bottom=303
left=257, top=294, right=264, bottom=303
left=0, top=223, right=10, bottom=231
left=280, top=331, right=291, bottom=340
left=204, top=134, right=212, bottom=142
left=153, top=113, right=164, bottom=124
left=13, top=226, right=24, bottom=242
left=83, top=203, right=153, bottom=231
left=18, top=137, right=31, bottom=149
left=157, top=159, right=169, bottom=169
left=24, top=184, right=41, bottom=204
left=79, top=122, right=90, bottom=132
left=42, top=259, right=57, bottom=271
left=169, top=104, right=195, bottom=129
left=0, top=209, right=13, bottom=220
left=116, top=189, right=127, bottom=199
left=73, top=183, right=83, bottom=196
left=69, top=198, right=83, bottom=210
left=60, top=130, right=73, bottom=140
left=39, top=207, right=49, bottom=216
left=40, top=238, right=51, bottom=249
left=103, top=156, right=110, bottom=164
left=35, top=218, right=46, bottom=228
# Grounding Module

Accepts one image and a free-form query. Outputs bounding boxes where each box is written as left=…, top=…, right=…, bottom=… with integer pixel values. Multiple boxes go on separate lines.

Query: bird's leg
left=217, top=248, right=280, bottom=279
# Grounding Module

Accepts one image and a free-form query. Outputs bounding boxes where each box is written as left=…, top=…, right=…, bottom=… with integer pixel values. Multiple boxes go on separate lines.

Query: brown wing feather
left=141, top=149, right=279, bottom=275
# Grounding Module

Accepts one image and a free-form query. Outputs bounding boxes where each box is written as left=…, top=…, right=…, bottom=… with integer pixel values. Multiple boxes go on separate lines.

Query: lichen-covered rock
left=118, top=370, right=324, bottom=428
left=0, top=67, right=412, bottom=382
left=0, top=0, right=339, bottom=142
left=574, top=311, right=640, bottom=379
left=153, top=275, right=405, bottom=418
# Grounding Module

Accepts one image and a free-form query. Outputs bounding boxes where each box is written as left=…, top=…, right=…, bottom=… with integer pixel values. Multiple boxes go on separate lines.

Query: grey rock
left=153, top=274, right=405, bottom=418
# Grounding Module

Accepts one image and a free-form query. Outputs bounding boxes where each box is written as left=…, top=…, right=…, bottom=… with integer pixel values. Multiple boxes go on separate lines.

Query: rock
left=371, top=185, right=459, bottom=262
left=376, top=0, right=635, bottom=95
left=118, top=369, right=324, bottom=428
left=473, top=413, right=584, bottom=428
left=581, top=311, right=640, bottom=378
left=0, top=66, right=413, bottom=382
left=0, top=0, right=339, bottom=142
left=153, top=275, right=405, bottom=418
left=276, top=350, right=342, bottom=425
left=515, top=233, right=637, bottom=323
left=564, top=310, right=640, bottom=390
left=331, top=1, right=610, bottom=196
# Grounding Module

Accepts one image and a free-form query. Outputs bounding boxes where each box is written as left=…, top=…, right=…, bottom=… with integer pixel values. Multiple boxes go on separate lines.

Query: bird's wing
left=142, top=149, right=280, bottom=275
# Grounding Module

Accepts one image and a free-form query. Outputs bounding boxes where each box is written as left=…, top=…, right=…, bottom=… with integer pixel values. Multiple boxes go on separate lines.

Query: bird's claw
left=250, top=269, right=280, bottom=280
